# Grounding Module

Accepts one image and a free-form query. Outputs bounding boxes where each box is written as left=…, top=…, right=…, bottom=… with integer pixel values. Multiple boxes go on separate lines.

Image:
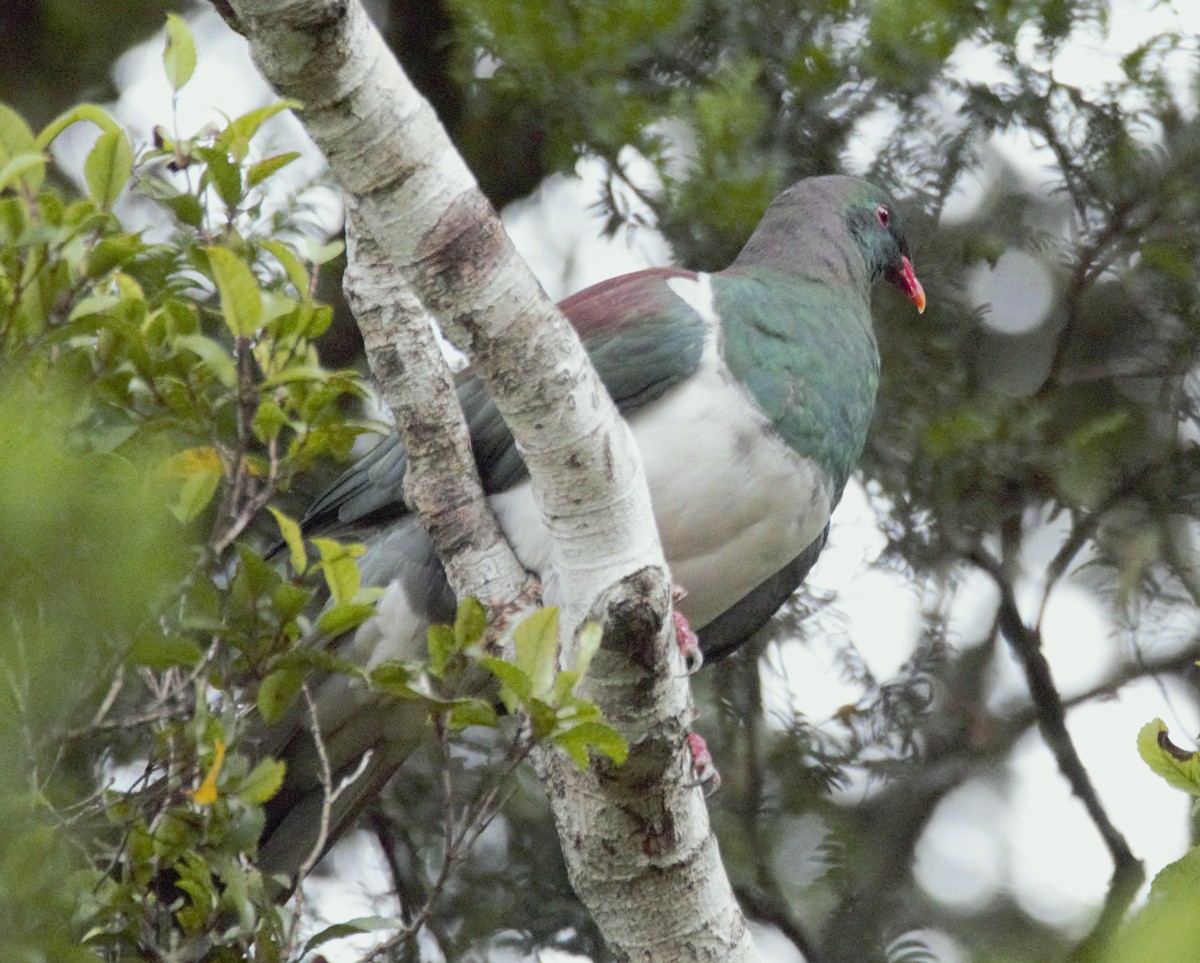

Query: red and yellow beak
left=899, top=256, right=926, bottom=314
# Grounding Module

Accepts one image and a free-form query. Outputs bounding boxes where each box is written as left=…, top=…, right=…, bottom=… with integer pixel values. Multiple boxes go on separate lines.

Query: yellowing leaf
left=1137, top=718, right=1200, bottom=795
left=268, top=506, right=307, bottom=573
left=164, top=446, right=223, bottom=478
left=191, top=740, right=226, bottom=805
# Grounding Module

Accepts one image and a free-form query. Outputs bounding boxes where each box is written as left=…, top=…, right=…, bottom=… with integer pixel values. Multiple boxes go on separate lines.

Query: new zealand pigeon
left=259, top=174, right=925, bottom=872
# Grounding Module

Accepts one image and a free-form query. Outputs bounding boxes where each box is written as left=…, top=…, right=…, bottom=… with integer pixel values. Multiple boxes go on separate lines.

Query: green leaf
left=68, top=294, right=120, bottom=321
left=550, top=669, right=581, bottom=707
left=317, top=602, right=377, bottom=637
left=163, top=191, right=204, bottom=227
left=477, top=656, right=531, bottom=709
left=1102, top=846, right=1200, bottom=963
left=268, top=506, right=306, bottom=573
left=203, top=148, right=242, bottom=208
left=305, top=237, right=345, bottom=266
left=259, top=291, right=300, bottom=331
left=370, top=661, right=424, bottom=700
left=303, top=303, right=334, bottom=338
left=238, top=757, right=286, bottom=804
left=427, top=623, right=456, bottom=677
left=455, top=596, right=488, bottom=648
left=212, top=852, right=254, bottom=930
left=206, top=246, right=263, bottom=336
left=172, top=464, right=221, bottom=522
left=218, top=100, right=302, bottom=161
left=0, top=153, right=45, bottom=194
left=554, top=693, right=601, bottom=725
left=85, top=234, right=144, bottom=278
left=311, top=537, right=363, bottom=605
left=528, top=699, right=558, bottom=739
left=1066, top=410, right=1131, bottom=452
left=84, top=130, right=134, bottom=211
left=163, top=13, right=198, bottom=92
left=272, top=647, right=365, bottom=678
left=302, top=917, right=400, bottom=954
left=259, top=238, right=310, bottom=294
left=175, top=333, right=237, bottom=389
left=555, top=721, right=629, bottom=769
left=236, top=543, right=280, bottom=597
left=0, top=103, right=43, bottom=192
left=35, top=103, right=122, bottom=151
left=252, top=397, right=289, bottom=444
left=1137, top=719, right=1200, bottom=795
left=129, top=634, right=203, bottom=670
left=447, top=700, right=499, bottom=730
left=272, top=582, right=313, bottom=620
left=258, top=667, right=304, bottom=724
left=262, top=365, right=330, bottom=387
left=573, top=621, right=602, bottom=681
left=514, top=607, right=559, bottom=699
left=246, top=151, right=301, bottom=188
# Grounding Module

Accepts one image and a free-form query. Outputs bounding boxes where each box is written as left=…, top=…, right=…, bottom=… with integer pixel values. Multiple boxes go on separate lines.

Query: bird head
left=733, top=175, right=926, bottom=314
left=845, top=181, right=926, bottom=315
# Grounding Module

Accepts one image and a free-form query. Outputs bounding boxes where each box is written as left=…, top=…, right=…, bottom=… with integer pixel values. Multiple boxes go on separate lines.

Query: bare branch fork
left=216, top=0, right=760, bottom=956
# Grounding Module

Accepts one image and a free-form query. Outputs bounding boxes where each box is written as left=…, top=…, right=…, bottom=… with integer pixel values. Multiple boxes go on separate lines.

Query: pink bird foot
left=671, top=584, right=702, bottom=673
left=673, top=609, right=702, bottom=674
left=686, top=731, right=721, bottom=795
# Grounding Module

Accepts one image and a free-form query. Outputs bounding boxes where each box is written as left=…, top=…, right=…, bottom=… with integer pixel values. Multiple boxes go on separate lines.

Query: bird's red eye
left=876, top=204, right=890, bottom=228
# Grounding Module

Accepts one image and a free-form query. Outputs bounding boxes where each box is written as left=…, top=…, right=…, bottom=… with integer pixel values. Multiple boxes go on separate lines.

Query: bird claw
left=670, top=584, right=702, bottom=673
left=673, top=609, right=703, bottom=674
left=685, top=732, right=721, bottom=795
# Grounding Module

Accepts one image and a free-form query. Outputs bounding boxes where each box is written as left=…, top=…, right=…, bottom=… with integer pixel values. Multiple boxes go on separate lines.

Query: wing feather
left=299, top=268, right=708, bottom=536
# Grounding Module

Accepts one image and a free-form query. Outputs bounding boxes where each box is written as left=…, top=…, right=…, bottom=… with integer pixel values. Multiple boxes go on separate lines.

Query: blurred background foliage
left=2, top=0, right=1200, bottom=961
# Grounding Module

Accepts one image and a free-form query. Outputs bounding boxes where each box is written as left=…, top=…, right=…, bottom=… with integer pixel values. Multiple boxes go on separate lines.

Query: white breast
left=493, top=273, right=833, bottom=629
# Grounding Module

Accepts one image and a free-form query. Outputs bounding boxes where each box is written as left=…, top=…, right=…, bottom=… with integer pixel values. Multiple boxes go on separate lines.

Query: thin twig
left=294, top=682, right=339, bottom=884
left=1039, top=198, right=1139, bottom=393
left=355, top=725, right=535, bottom=963
left=970, top=550, right=1144, bottom=888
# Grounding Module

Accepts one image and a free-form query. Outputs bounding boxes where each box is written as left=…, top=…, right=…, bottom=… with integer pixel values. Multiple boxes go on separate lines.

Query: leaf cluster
left=0, top=24, right=633, bottom=958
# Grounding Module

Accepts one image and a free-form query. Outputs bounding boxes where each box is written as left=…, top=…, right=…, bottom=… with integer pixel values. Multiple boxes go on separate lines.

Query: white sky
left=93, top=2, right=1200, bottom=960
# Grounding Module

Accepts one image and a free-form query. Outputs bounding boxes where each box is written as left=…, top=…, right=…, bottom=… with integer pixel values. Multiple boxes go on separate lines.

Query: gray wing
left=296, top=376, right=527, bottom=539
left=298, top=267, right=708, bottom=540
